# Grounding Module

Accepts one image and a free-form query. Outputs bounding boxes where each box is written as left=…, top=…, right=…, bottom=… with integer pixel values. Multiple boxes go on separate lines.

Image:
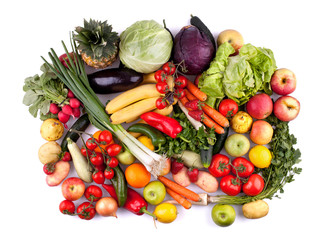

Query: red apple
left=270, top=68, right=297, bottom=95
left=246, top=93, right=273, bottom=119
left=250, top=120, right=274, bottom=145
left=217, top=29, right=244, bottom=55
left=61, top=177, right=85, bottom=201
left=273, top=96, right=300, bottom=121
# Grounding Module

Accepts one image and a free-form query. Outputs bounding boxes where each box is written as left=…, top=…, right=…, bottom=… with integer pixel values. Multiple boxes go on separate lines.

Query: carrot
left=186, top=80, right=207, bottom=101
left=202, top=104, right=229, bottom=127
left=179, top=96, right=192, bottom=111
left=158, top=176, right=201, bottom=202
left=202, top=113, right=225, bottom=134
left=166, top=187, right=192, bottom=209
left=185, top=89, right=197, bottom=101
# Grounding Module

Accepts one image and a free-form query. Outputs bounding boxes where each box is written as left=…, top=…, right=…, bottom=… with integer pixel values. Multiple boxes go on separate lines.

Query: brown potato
left=40, top=118, right=64, bottom=141
left=46, top=161, right=70, bottom=186
left=242, top=200, right=269, bottom=219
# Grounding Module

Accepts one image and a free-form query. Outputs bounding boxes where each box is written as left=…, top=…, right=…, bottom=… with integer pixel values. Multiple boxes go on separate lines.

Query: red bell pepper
left=102, top=184, right=155, bottom=218
left=140, top=112, right=182, bottom=138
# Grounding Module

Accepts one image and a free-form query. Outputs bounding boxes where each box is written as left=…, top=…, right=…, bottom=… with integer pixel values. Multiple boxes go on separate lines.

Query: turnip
left=49, top=103, right=60, bottom=114
left=69, top=98, right=81, bottom=109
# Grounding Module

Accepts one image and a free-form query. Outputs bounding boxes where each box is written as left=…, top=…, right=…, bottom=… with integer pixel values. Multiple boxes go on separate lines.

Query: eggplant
left=88, top=68, right=143, bottom=94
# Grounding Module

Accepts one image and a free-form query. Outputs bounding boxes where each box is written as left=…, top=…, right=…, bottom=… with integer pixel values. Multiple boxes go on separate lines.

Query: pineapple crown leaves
left=74, top=19, right=119, bottom=60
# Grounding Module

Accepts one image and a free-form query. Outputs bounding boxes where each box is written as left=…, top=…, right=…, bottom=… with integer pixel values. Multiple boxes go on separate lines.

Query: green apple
left=211, top=204, right=236, bottom=227
left=116, top=150, right=135, bottom=165
left=143, top=181, right=166, bottom=205
left=224, top=133, right=250, bottom=157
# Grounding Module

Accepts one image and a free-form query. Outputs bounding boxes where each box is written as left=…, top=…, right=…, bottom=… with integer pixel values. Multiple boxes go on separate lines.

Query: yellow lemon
left=248, top=145, right=272, bottom=168
left=153, top=203, right=177, bottom=223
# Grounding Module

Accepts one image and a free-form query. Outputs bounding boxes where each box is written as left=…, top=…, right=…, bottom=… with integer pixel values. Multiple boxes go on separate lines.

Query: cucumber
left=212, top=127, right=229, bottom=155
left=190, top=15, right=216, bottom=51
left=201, top=144, right=214, bottom=168
left=61, top=114, right=90, bottom=152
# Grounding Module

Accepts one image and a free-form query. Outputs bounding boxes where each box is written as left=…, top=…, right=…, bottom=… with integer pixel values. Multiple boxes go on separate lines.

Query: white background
left=2, top=0, right=329, bottom=239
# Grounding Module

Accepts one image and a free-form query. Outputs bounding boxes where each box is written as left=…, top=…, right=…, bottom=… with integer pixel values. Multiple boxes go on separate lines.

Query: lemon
left=248, top=145, right=272, bottom=168
left=153, top=203, right=177, bottom=223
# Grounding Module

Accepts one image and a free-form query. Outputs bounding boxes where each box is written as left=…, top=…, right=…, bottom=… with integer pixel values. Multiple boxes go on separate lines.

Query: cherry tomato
left=218, top=99, right=239, bottom=118
left=171, top=158, right=184, bottom=174
left=61, top=151, right=72, bottom=162
left=92, top=171, right=105, bottom=184
left=174, top=75, right=188, bottom=89
left=154, top=69, right=168, bottom=82
left=43, top=163, right=56, bottom=175
left=187, top=168, right=199, bottom=183
left=106, top=157, right=119, bottom=168
left=86, top=138, right=98, bottom=150
left=99, top=130, right=113, bottom=145
left=81, top=147, right=92, bottom=157
left=174, top=88, right=186, bottom=99
left=59, top=200, right=75, bottom=215
left=242, top=174, right=265, bottom=196
left=84, top=185, right=103, bottom=202
left=231, top=157, right=254, bottom=178
left=155, top=97, right=168, bottom=110
left=220, top=175, right=242, bottom=196
left=162, top=62, right=176, bottom=75
left=156, top=82, right=169, bottom=94
left=77, top=202, right=96, bottom=220
left=104, top=167, right=115, bottom=180
left=94, top=163, right=106, bottom=172
left=208, top=154, right=231, bottom=178
left=106, top=144, right=122, bottom=157
left=90, top=152, right=104, bottom=166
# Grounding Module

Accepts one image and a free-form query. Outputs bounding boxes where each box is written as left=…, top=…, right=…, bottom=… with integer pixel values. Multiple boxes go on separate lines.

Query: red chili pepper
left=140, top=112, right=182, bottom=138
left=102, top=184, right=155, bottom=217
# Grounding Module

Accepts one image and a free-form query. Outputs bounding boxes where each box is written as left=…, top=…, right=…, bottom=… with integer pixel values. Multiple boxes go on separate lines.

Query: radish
left=49, top=103, right=60, bottom=114
left=69, top=98, right=81, bottom=109
left=62, top=105, right=73, bottom=116
left=72, top=108, right=81, bottom=118
left=58, top=111, right=70, bottom=127
left=67, top=89, right=75, bottom=98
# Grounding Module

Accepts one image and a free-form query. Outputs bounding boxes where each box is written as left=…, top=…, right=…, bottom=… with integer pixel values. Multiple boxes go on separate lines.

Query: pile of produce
left=23, top=16, right=301, bottom=226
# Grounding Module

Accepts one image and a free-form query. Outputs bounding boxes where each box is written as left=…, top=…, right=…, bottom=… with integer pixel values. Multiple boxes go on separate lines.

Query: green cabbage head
left=119, top=20, right=173, bottom=73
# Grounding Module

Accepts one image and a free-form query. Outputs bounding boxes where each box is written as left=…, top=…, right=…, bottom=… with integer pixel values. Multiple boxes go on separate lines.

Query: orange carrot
left=202, top=104, right=229, bottom=127
left=166, top=187, right=192, bottom=209
left=185, top=89, right=197, bottom=101
left=158, top=176, right=201, bottom=202
left=186, top=80, right=207, bottom=101
left=202, top=113, right=225, bottom=134
left=179, top=96, right=190, bottom=107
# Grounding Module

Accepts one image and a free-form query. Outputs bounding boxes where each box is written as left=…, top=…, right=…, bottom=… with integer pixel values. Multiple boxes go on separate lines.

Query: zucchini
left=201, top=144, right=214, bottom=168
left=61, top=114, right=90, bottom=152
left=190, top=15, right=216, bottom=51
left=212, top=127, right=229, bottom=155
left=110, top=165, right=127, bottom=207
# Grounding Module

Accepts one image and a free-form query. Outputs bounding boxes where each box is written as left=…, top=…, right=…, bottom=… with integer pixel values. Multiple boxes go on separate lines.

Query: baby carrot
left=186, top=80, right=207, bottom=102
left=185, top=89, right=197, bottom=101
left=202, top=113, right=225, bottom=134
left=166, top=187, right=192, bottom=209
left=202, top=104, right=229, bottom=127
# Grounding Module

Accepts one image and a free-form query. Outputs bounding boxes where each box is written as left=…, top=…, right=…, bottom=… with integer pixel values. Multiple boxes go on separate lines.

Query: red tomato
left=59, top=200, right=75, bottom=215
left=156, top=82, right=169, bottom=94
left=220, top=175, right=242, bottom=196
left=106, top=144, right=122, bottom=157
left=218, top=99, right=239, bottom=118
left=77, top=202, right=96, bottom=220
left=61, top=151, right=72, bottom=162
left=174, top=87, right=186, bottom=99
left=99, top=130, right=113, bottom=145
left=162, top=62, right=176, bottom=75
left=104, top=168, right=115, bottom=180
left=174, top=75, right=188, bottom=89
left=84, top=185, right=103, bottom=202
left=154, top=69, right=168, bottom=82
left=106, top=157, right=119, bottom=168
left=231, top=157, right=255, bottom=178
left=243, top=174, right=265, bottom=196
left=92, top=171, right=105, bottom=184
left=81, top=147, right=92, bottom=157
left=155, top=97, right=168, bottom=110
left=43, top=163, right=56, bottom=175
left=90, top=152, right=104, bottom=166
left=208, top=154, right=231, bottom=178
left=94, top=163, right=106, bottom=172
left=86, top=138, right=98, bottom=150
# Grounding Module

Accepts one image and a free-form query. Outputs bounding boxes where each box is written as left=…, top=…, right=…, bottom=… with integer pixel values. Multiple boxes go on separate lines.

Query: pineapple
left=74, top=19, right=119, bottom=69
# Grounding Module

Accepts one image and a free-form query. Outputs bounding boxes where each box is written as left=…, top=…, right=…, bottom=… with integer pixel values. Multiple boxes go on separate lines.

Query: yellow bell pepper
left=137, top=135, right=155, bottom=151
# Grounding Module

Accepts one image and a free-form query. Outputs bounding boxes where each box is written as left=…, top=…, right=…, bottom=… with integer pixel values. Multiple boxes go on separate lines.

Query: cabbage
left=119, top=20, right=173, bottom=74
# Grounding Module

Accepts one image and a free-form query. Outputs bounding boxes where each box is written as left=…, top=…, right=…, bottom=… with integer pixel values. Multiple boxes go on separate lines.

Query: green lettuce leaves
left=198, top=42, right=276, bottom=107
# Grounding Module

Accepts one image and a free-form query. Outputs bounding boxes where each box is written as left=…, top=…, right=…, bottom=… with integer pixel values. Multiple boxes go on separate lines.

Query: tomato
left=43, top=163, right=56, bottom=175
left=243, top=174, right=265, bottom=196
left=92, top=171, right=105, bottom=184
left=86, top=138, right=98, bottom=150
left=90, top=152, right=104, bottom=166
left=94, top=163, right=106, bottom=172
left=61, top=151, right=72, bottom=162
left=218, top=99, right=239, bottom=118
left=174, top=87, right=186, bottom=99
left=59, top=52, right=75, bottom=68
left=174, top=75, right=188, bottom=89
left=106, top=157, right=119, bottom=168
left=208, top=154, right=231, bottom=178
left=104, top=167, right=115, bottom=180
left=156, top=82, right=169, bottom=94
left=81, top=147, right=92, bottom=157
left=99, top=130, right=113, bottom=145
left=59, top=200, right=75, bottom=215
left=154, top=69, right=168, bottom=82
left=155, top=97, right=168, bottom=110
left=84, top=185, right=103, bottom=202
left=162, top=62, right=176, bottom=75
left=220, top=175, right=242, bottom=196
left=231, top=157, right=254, bottom=178
left=77, top=202, right=96, bottom=220
left=106, top=144, right=122, bottom=157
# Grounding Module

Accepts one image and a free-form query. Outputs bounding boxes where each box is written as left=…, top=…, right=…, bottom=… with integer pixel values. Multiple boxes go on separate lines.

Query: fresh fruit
left=270, top=68, right=297, bottom=95
left=224, top=133, right=250, bottom=157
left=155, top=97, right=168, bottom=110
left=92, top=170, right=105, bottom=184
left=156, top=82, right=169, bottom=94
left=106, top=144, right=122, bottom=157
left=125, top=163, right=151, bottom=188
left=243, top=174, right=265, bottom=196
left=106, top=157, right=119, bottom=168
left=84, top=185, right=103, bottom=202
left=61, top=177, right=85, bottom=201
left=250, top=120, right=274, bottom=145
left=153, top=203, right=177, bottom=223
left=43, top=163, right=55, bottom=175
left=77, top=202, right=96, bottom=220
left=273, top=96, right=300, bottom=121
left=248, top=145, right=272, bottom=168
left=162, top=61, right=176, bottom=75
left=246, top=93, right=273, bottom=119
left=187, top=168, right=199, bottom=183
left=40, top=118, right=64, bottom=141
left=116, top=150, right=136, bottom=165
left=217, top=29, right=244, bottom=55
left=231, top=157, right=254, bottom=178
left=185, top=99, right=200, bottom=110
left=74, top=19, right=119, bottom=69
left=211, top=204, right=236, bottom=227
left=174, top=75, right=188, bottom=89
left=59, top=200, right=75, bottom=215
left=90, top=152, right=104, bottom=166
left=230, top=111, right=253, bottom=133
left=218, top=99, right=239, bottom=118
left=220, top=175, right=242, bottom=196
left=104, top=167, right=115, bottom=180
left=143, top=181, right=166, bottom=205
left=171, top=158, right=184, bottom=174
left=99, top=130, right=113, bottom=145
left=154, top=69, right=168, bottom=82
left=208, top=154, right=231, bottom=178
left=46, top=161, right=70, bottom=186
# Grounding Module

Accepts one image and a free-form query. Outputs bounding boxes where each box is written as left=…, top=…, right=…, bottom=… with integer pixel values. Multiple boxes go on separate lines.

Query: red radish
left=67, top=89, right=75, bottom=98
left=62, top=105, right=73, bottom=116
left=49, top=103, right=60, bottom=114
left=69, top=98, right=81, bottom=109
left=58, top=111, right=70, bottom=128
left=72, top=108, right=81, bottom=118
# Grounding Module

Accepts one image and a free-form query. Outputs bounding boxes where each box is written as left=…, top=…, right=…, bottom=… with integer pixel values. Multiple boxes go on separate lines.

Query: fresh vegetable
left=84, top=185, right=103, bottom=202
left=242, top=200, right=269, bottom=219
left=106, top=144, right=122, bottom=157
left=185, top=99, right=200, bottom=110
left=119, top=20, right=173, bottom=73
left=172, top=150, right=203, bottom=169
left=137, top=136, right=155, bottom=151
left=186, top=80, right=207, bottom=102
left=109, top=166, right=127, bottom=207
left=208, top=154, right=231, bottom=178
left=212, top=127, right=229, bottom=154
left=200, top=143, right=213, bottom=168
left=40, top=118, right=64, bottom=141
left=88, top=68, right=143, bottom=94
left=67, top=138, right=93, bottom=183
left=201, top=113, right=225, bottom=134
left=194, top=170, right=218, bottom=193
left=38, top=141, right=62, bottom=164
left=170, top=158, right=184, bottom=175
left=92, top=170, right=105, bottom=184
left=166, top=187, right=192, bottom=209
left=178, top=101, right=204, bottom=131
left=59, top=200, right=75, bottom=215
left=153, top=203, right=177, bottom=223
left=156, top=82, right=169, bottom=94
left=220, top=175, right=242, bottom=196
left=43, top=163, right=55, bottom=175
left=242, top=174, right=265, bottom=196
left=104, top=168, right=115, bottom=180
left=174, top=75, right=188, bottom=89
left=155, top=97, right=168, bottom=110
left=125, top=163, right=151, bottom=188
left=172, top=166, right=191, bottom=187
left=59, top=52, right=76, bottom=68
left=99, top=130, right=113, bottom=144
left=218, top=99, right=239, bottom=118
left=162, top=61, right=176, bottom=75
left=187, top=168, right=199, bottom=183
left=95, top=197, right=118, bottom=217
left=77, top=202, right=96, bottom=220
left=190, top=15, right=216, bottom=51
left=231, top=157, right=254, bottom=178
left=202, top=104, right=229, bottom=128
left=61, top=151, right=72, bottom=162
left=154, top=69, right=168, bottom=82
left=46, top=161, right=70, bottom=186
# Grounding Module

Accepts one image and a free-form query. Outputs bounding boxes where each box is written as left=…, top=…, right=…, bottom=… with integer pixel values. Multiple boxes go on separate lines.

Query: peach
left=246, top=93, right=273, bottom=119
left=270, top=68, right=296, bottom=95
left=273, top=96, right=300, bottom=121
left=217, top=29, right=244, bottom=55
left=250, top=120, right=274, bottom=145
left=46, top=161, right=70, bottom=186
left=61, top=177, right=85, bottom=201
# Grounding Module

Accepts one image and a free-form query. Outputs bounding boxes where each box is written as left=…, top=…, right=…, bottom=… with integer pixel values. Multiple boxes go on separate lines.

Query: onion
left=95, top=197, right=118, bottom=217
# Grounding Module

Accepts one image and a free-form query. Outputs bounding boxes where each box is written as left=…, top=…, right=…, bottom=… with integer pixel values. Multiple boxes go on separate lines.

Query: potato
left=242, top=200, right=269, bottom=219
left=46, top=160, right=70, bottom=186
left=230, top=111, right=253, bottom=134
left=194, top=171, right=218, bottom=193
left=38, top=141, right=62, bottom=164
left=172, top=166, right=191, bottom=187
left=40, top=118, right=64, bottom=141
